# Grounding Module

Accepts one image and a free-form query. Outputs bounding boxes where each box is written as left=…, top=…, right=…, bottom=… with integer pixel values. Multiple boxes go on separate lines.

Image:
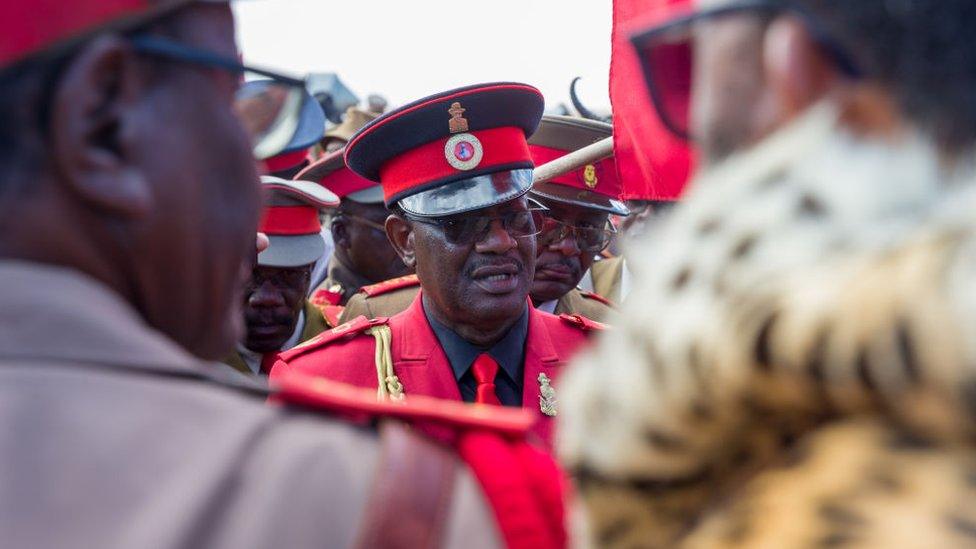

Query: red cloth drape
left=610, top=0, right=696, bottom=200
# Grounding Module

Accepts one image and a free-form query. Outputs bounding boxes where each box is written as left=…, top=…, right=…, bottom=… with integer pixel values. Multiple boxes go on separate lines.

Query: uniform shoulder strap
left=273, top=371, right=535, bottom=436
left=577, top=289, right=615, bottom=307
left=558, top=313, right=608, bottom=332
left=360, top=274, right=421, bottom=297
left=278, top=315, right=389, bottom=361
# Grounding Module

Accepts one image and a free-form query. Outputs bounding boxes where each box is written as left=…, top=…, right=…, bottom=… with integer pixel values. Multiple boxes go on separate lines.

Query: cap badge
left=445, top=133, right=484, bottom=171
left=583, top=164, right=599, bottom=188
left=538, top=373, right=557, bottom=417
left=448, top=102, right=469, bottom=134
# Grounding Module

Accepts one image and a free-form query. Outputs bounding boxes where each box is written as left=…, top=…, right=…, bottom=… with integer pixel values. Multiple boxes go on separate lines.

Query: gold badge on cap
left=448, top=102, right=469, bottom=134
left=445, top=102, right=483, bottom=171
left=583, top=164, right=599, bottom=188
left=538, top=373, right=557, bottom=417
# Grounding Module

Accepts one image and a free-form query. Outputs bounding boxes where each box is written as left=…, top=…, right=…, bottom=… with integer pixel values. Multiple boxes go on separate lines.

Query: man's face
left=691, top=0, right=769, bottom=166
left=135, top=4, right=261, bottom=358
left=412, top=197, right=536, bottom=330
left=337, top=200, right=412, bottom=282
left=242, top=264, right=312, bottom=353
left=531, top=199, right=608, bottom=304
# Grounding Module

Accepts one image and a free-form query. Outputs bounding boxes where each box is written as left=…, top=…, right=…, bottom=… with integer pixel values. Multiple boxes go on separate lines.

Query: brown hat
left=323, top=107, right=380, bottom=144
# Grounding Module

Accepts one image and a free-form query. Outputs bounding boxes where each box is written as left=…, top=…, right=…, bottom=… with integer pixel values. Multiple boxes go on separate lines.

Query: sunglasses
left=629, top=0, right=862, bottom=141
left=129, top=34, right=307, bottom=160
left=539, top=217, right=617, bottom=254
left=406, top=209, right=548, bottom=246
left=340, top=213, right=387, bottom=232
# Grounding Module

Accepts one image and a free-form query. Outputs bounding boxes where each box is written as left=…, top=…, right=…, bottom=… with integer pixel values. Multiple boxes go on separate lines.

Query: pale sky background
left=233, top=0, right=613, bottom=114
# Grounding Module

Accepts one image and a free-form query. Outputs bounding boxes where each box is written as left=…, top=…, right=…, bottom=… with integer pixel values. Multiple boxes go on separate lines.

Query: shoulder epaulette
left=578, top=289, right=615, bottom=307
left=559, top=313, right=607, bottom=332
left=310, top=288, right=343, bottom=307
left=278, top=315, right=389, bottom=361
left=274, top=371, right=534, bottom=436
left=360, top=274, right=420, bottom=297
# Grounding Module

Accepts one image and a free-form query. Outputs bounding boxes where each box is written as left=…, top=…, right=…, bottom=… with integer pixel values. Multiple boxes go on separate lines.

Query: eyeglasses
left=406, top=209, right=547, bottom=246
left=629, top=0, right=862, bottom=141
left=539, top=217, right=617, bottom=253
left=341, top=213, right=387, bottom=232
left=129, top=34, right=307, bottom=160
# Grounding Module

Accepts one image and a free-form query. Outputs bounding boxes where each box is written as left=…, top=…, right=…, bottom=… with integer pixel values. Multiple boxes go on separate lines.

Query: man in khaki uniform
left=299, top=149, right=413, bottom=311
left=224, top=177, right=337, bottom=375
left=0, top=2, right=565, bottom=547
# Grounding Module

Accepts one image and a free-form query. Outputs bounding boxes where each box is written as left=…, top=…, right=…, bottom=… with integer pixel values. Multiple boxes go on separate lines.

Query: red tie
left=472, top=353, right=502, bottom=406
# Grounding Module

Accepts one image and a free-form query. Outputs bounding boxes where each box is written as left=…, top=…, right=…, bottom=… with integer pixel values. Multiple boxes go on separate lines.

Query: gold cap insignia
left=583, top=164, right=598, bottom=188
left=448, top=102, right=469, bottom=134
left=538, top=373, right=557, bottom=417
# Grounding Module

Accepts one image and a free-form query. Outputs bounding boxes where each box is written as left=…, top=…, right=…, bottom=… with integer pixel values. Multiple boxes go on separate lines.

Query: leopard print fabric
left=558, top=103, right=976, bottom=548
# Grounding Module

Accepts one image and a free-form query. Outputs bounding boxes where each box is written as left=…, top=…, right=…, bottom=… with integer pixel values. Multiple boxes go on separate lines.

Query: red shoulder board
left=310, top=288, right=343, bottom=307
left=578, top=290, right=615, bottom=307
left=360, top=274, right=420, bottom=297
left=559, top=313, right=607, bottom=332
left=278, top=315, right=389, bottom=361
left=274, top=371, right=534, bottom=437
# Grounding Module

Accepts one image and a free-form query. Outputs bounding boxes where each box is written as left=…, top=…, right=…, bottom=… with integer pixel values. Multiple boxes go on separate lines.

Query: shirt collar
left=423, top=301, right=529, bottom=383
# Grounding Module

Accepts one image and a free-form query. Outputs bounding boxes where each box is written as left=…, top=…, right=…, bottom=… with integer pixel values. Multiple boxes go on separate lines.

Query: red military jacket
left=271, top=292, right=602, bottom=449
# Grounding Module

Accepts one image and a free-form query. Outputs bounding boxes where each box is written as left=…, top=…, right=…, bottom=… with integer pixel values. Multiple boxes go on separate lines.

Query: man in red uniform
left=528, top=115, right=628, bottom=320
left=272, top=83, right=602, bottom=447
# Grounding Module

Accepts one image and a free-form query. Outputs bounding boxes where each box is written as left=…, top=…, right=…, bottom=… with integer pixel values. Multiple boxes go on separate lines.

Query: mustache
left=537, top=257, right=580, bottom=272
left=463, top=256, right=524, bottom=278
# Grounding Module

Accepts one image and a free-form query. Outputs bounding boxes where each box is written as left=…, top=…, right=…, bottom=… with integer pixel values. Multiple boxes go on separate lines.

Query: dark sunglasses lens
left=577, top=227, right=612, bottom=253
left=509, top=211, right=542, bottom=238
left=635, top=30, right=693, bottom=140
left=440, top=217, right=482, bottom=244
left=235, top=79, right=305, bottom=160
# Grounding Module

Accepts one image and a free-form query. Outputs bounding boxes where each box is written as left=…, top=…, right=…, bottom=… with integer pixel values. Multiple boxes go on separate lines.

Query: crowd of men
left=4, top=0, right=976, bottom=547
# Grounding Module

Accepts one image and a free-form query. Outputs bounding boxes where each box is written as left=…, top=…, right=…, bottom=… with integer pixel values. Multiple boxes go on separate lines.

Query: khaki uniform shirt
left=0, top=261, right=500, bottom=549
left=224, top=300, right=328, bottom=375
left=587, top=256, right=625, bottom=304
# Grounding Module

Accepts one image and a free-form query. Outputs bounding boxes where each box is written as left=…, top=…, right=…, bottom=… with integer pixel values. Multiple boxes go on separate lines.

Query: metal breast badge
left=537, top=373, right=557, bottom=417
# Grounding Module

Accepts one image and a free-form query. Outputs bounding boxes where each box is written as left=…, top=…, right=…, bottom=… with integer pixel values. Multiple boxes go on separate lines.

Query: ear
left=331, top=215, right=351, bottom=250
left=48, top=35, right=152, bottom=219
left=760, top=16, right=837, bottom=123
left=385, top=214, right=416, bottom=268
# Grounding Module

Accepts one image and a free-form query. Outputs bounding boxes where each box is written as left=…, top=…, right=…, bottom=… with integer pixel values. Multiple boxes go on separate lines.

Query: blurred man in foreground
left=560, top=0, right=976, bottom=546
left=0, top=2, right=564, bottom=547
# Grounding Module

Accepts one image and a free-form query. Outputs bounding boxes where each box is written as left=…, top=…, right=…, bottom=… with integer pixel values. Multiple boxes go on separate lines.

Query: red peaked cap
left=527, top=115, right=628, bottom=216
left=297, top=148, right=378, bottom=199
left=344, top=82, right=545, bottom=215
left=1, top=0, right=198, bottom=70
